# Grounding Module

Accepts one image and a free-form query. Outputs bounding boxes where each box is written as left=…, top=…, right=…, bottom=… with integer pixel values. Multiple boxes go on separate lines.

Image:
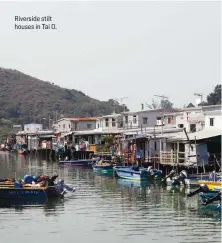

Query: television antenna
left=113, top=97, right=128, bottom=112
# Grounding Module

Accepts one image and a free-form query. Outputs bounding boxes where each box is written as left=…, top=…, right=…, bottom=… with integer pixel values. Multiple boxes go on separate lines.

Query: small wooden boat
left=187, top=183, right=221, bottom=211
left=197, top=180, right=222, bottom=191
left=0, top=175, right=75, bottom=200
left=0, top=183, right=63, bottom=200
left=163, top=170, right=221, bottom=187
left=59, top=159, right=96, bottom=167
left=114, top=166, right=149, bottom=180
left=92, top=160, right=114, bottom=175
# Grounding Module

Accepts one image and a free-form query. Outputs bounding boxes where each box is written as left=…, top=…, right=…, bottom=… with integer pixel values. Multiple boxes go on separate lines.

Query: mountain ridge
left=0, top=67, right=127, bottom=132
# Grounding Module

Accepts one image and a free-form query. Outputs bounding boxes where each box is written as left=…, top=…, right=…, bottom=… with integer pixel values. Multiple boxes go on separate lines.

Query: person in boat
left=31, top=174, right=58, bottom=187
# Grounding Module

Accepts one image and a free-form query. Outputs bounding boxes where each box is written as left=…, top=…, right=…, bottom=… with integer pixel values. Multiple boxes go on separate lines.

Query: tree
left=187, top=103, right=195, bottom=108
left=146, top=99, right=160, bottom=109
left=146, top=98, right=173, bottom=110
left=160, top=99, right=173, bottom=109
left=206, top=85, right=221, bottom=105
left=198, top=85, right=221, bottom=106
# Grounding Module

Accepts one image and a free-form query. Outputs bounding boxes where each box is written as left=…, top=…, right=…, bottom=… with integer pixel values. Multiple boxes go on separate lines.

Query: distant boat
left=164, top=170, right=221, bottom=187
left=92, top=160, right=114, bottom=175
left=114, top=166, right=149, bottom=180
left=197, top=180, right=222, bottom=191
left=59, top=159, right=96, bottom=167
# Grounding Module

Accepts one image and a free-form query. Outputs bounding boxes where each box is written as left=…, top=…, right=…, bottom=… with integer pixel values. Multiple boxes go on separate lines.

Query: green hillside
left=0, top=68, right=128, bottom=133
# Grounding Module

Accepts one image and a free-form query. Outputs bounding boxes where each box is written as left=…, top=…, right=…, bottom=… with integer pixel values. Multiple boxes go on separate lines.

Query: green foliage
left=0, top=68, right=128, bottom=128
left=98, top=135, right=114, bottom=152
left=187, top=103, right=195, bottom=108
left=146, top=98, right=173, bottom=109
left=206, top=85, right=221, bottom=105
left=198, top=85, right=221, bottom=106
left=101, top=135, right=114, bottom=145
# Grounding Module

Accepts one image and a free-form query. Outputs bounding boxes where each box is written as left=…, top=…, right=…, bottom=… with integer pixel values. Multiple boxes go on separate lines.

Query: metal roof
left=166, top=129, right=222, bottom=142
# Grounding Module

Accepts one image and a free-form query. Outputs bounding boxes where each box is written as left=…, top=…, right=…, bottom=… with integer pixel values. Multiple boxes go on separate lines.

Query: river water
left=0, top=152, right=221, bottom=243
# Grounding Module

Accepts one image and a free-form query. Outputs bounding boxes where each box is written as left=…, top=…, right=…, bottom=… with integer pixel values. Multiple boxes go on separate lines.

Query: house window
left=154, top=141, right=157, bottom=150
left=210, top=118, right=214, bottom=126
left=190, top=124, right=196, bottom=132
left=97, top=123, right=99, bottom=128
left=69, top=124, right=71, bottom=128
left=63, top=124, right=65, bottom=129
left=143, top=117, right=148, bottom=125
left=105, top=118, right=109, bottom=127
left=178, top=124, right=184, bottom=128
left=133, top=115, right=137, bottom=124
left=87, top=124, right=92, bottom=129
left=125, top=116, right=128, bottom=124
left=112, top=118, right=116, bottom=127
left=156, top=117, right=162, bottom=126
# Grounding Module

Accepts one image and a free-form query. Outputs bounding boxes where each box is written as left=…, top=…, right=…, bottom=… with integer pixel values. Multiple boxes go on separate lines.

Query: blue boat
left=165, top=170, right=221, bottom=187
left=199, top=191, right=220, bottom=203
left=0, top=175, right=75, bottom=200
left=199, top=191, right=221, bottom=211
left=93, top=162, right=114, bottom=176
left=59, top=159, right=96, bottom=167
left=114, top=166, right=149, bottom=180
left=187, top=183, right=221, bottom=211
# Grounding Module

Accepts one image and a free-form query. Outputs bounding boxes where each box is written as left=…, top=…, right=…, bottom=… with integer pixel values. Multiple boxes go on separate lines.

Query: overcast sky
left=0, top=1, right=220, bottom=111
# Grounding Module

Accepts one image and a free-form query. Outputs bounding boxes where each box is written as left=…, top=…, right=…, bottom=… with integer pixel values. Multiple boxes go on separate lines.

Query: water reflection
left=0, top=152, right=221, bottom=243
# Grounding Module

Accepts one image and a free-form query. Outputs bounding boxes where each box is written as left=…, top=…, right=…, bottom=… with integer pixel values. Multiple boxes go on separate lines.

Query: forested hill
left=0, top=68, right=127, bottom=132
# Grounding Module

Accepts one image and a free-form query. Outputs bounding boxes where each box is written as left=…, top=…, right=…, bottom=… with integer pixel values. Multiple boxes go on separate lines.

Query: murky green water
left=0, top=152, right=221, bottom=243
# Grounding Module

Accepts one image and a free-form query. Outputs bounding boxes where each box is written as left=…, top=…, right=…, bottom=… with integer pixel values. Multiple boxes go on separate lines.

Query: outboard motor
left=171, top=176, right=181, bottom=187
left=187, top=184, right=209, bottom=197
left=55, top=179, right=76, bottom=196
left=178, top=170, right=188, bottom=186
left=162, top=169, right=175, bottom=182
left=147, top=166, right=154, bottom=176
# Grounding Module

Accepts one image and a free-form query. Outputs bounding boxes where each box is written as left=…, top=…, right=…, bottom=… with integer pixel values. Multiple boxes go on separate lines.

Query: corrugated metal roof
left=167, top=129, right=222, bottom=141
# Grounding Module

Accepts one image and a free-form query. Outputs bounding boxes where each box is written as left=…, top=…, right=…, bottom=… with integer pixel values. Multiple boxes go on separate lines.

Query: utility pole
left=154, top=95, right=168, bottom=135
left=194, top=93, right=203, bottom=106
